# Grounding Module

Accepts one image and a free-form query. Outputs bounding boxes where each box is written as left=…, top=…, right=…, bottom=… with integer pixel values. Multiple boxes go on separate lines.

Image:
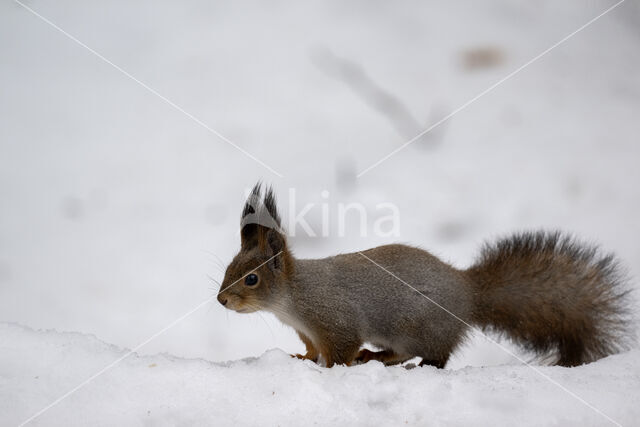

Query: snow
left=2, top=323, right=639, bottom=426
left=2, top=0, right=640, bottom=425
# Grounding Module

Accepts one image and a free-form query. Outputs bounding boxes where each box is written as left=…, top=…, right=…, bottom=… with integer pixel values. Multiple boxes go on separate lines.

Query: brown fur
left=467, top=231, right=633, bottom=366
left=218, top=184, right=634, bottom=368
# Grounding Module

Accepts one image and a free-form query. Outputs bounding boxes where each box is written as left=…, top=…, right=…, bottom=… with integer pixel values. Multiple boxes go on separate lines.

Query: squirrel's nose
left=217, top=294, right=228, bottom=306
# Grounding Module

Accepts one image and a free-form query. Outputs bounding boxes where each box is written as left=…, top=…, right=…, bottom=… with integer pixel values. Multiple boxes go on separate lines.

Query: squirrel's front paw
left=290, top=353, right=318, bottom=362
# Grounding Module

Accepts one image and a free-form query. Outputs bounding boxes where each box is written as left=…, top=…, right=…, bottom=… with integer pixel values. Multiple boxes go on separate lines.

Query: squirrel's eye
left=245, top=273, right=258, bottom=286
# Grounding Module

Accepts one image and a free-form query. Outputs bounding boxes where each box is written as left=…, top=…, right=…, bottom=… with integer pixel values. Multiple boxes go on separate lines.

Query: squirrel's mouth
left=234, top=307, right=258, bottom=314
left=226, top=300, right=259, bottom=314
left=221, top=295, right=260, bottom=314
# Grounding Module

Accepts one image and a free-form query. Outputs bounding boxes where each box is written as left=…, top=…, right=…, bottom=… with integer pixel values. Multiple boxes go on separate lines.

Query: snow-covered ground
left=2, top=323, right=640, bottom=426
left=2, top=0, right=640, bottom=425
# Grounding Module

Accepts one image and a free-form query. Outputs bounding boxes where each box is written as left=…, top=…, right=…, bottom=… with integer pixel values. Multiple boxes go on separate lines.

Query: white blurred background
left=1, top=0, right=639, bottom=368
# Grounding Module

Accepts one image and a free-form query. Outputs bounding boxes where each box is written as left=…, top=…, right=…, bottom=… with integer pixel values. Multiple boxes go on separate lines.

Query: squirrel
left=217, top=183, right=633, bottom=368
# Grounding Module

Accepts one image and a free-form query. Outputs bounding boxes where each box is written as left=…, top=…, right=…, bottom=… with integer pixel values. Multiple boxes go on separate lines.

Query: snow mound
left=2, top=323, right=639, bottom=426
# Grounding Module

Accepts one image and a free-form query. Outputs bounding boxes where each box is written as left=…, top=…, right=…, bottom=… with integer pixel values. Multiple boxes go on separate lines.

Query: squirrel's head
left=217, top=183, right=294, bottom=313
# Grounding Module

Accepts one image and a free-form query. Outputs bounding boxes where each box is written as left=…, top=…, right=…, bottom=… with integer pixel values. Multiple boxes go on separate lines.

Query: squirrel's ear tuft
left=240, top=182, right=262, bottom=249
left=239, top=182, right=285, bottom=251
left=241, top=182, right=262, bottom=220
left=238, top=183, right=294, bottom=277
left=263, top=186, right=281, bottom=228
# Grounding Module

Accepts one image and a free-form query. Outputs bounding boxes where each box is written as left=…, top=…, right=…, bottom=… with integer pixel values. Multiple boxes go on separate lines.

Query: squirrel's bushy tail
left=466, top=231, right=633, bottom=366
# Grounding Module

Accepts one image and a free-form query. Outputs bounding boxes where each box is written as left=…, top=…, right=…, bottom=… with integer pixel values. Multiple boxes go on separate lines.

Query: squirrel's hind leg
left=419, top=355, right=449, bottom=369
left=355, top=349, right=412, bottom=366
left=316, top=334, right=361, bottom=367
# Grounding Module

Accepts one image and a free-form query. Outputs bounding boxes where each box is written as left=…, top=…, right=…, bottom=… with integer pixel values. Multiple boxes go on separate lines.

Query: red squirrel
left=217, top=183, right=632, bottom=368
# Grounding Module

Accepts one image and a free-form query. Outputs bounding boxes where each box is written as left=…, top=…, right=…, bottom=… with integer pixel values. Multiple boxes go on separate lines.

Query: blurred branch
left=311, top=47, right=422, bottom=139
